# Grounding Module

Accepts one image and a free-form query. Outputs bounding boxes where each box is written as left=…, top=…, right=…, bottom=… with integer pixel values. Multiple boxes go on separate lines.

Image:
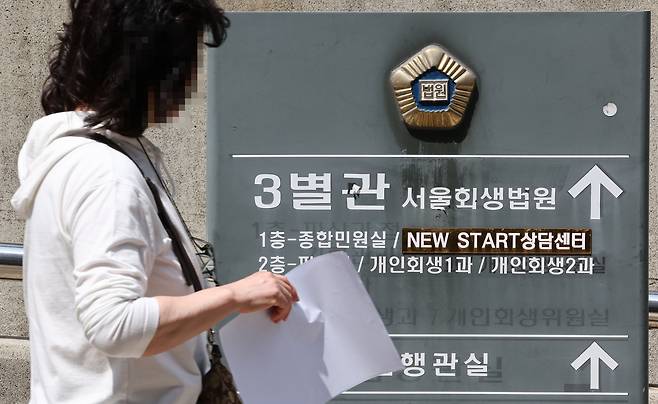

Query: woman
left=11, top=1, right=298, bottom=403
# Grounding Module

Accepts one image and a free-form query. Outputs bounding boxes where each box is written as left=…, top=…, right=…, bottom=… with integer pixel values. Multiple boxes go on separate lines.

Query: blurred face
left=147, top=33, right=202, bottom=126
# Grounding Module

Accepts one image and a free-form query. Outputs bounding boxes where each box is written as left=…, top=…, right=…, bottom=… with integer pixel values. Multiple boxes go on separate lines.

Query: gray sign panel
left=208, top=12, right=648, bottom=403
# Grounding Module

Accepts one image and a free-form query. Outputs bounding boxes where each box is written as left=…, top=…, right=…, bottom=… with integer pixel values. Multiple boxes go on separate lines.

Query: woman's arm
left=69, top=175, right=298, bottom=358
left=143, top=272, right=298, bottom=356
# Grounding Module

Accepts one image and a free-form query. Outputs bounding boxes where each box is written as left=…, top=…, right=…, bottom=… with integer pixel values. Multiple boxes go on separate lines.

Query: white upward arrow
left=570, top=342, right=619, bottom=390
left=568, top=165, right=623, bottom=220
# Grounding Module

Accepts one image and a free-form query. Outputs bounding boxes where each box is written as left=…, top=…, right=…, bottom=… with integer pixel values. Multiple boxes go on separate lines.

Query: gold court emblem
left=390, top=44, right=477, bottom=130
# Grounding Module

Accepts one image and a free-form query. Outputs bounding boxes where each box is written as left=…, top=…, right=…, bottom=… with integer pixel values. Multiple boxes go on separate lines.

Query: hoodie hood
left=12, top=111, right=173, bottom=220
left=12, top=111, right=100, bottom=219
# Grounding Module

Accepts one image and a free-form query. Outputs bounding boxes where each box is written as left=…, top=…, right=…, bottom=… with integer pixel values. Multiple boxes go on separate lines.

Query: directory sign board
left=208, top=12, right=648, bottom=403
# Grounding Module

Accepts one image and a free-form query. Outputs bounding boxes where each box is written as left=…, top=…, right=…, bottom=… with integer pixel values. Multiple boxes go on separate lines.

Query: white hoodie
left=12, top=111, right=209, bottom=404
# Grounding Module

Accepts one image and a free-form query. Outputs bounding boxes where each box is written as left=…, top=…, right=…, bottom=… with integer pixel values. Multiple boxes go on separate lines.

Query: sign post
left=209, top=12, right=648, bottom=403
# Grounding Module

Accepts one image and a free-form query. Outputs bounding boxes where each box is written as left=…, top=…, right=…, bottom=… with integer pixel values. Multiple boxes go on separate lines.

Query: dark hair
left=42, top=0, right=229, bottom=137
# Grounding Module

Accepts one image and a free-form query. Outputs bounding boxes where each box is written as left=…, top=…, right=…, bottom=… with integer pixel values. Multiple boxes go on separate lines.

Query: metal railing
left=2, top=243, right=658, bottom=313
left=0, top=243, right=22, bottom=280
left=650, top=292, right=658, bottom=313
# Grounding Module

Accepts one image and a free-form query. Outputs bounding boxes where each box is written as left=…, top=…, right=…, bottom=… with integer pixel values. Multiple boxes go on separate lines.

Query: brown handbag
left=82, top=132, right=243, bottom=404
left=198, top=339, right=243, bottom=404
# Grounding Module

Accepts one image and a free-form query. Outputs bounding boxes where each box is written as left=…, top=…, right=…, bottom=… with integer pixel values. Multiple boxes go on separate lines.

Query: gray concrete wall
left=0, top=0, right=656, bottom=402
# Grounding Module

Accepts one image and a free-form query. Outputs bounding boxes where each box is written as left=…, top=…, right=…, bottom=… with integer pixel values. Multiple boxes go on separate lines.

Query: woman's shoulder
left=59, top=138, right=150, bottom=198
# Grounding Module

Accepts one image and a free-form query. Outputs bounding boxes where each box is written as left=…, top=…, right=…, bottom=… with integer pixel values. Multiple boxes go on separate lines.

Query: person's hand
left=226, top=272, right=299, bottom=323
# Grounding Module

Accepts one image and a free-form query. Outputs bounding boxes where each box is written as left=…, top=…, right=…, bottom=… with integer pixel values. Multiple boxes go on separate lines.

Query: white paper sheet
left=218, top=251, right=402, bottom=404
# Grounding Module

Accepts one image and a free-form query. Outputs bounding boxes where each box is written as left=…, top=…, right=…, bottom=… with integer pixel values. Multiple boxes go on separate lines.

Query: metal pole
left=650, top=292, right=658, bottom=313
left=0, top=243, right=22, bottom=280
